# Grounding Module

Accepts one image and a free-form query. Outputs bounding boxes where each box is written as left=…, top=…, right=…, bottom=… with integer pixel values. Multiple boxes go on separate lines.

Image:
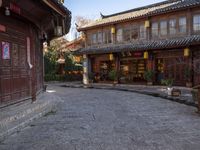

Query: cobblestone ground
left=0, top=85, right=200, bottom=150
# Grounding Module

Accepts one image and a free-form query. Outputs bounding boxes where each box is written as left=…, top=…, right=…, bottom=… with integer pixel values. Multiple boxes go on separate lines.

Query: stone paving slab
left=0, top=90, right=61, bottom=141
left=0, top=86, right=200, bottom=150
left=58, top=82, right=197, bottom=108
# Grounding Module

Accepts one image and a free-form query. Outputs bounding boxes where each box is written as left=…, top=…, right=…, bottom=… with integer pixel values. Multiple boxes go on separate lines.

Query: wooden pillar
left=83, top=54, right=89, bottom=85
left=29, top=26, right=36, bottom=102
left=115, top=54, right=120, bottom=83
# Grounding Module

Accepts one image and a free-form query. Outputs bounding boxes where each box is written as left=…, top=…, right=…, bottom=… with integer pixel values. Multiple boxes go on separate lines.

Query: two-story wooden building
left=0, top=0, right=71, bottom=107
left=77, top=0, right=200, bottom=87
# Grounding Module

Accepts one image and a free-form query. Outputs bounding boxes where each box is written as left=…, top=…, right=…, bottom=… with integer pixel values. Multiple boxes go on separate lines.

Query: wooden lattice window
left=97, top=32, right=102, bottom=44
left=151, top=22, right=159, bottom=38
left=169, top=19, right=176, bottom=35
left=116, top=28, right=123, bottom=42
left=92, top=33, right=97, bottom=44
left=139, top=24, right=146, bottom=39
left=179, top=17, right=187, bottom=33
left=131, top=25, right=139, bottom=41
left=103, top=30, right=111, bottom=44
left=160, top=20, right=167, bottom=36
left=123, top=27, right=131, bottom=42
left=193, top=14, right=200, bottom=32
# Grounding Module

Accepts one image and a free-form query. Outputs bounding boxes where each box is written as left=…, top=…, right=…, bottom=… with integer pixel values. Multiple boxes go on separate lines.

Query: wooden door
left=155, top=51, right=186, bottom=86
left=0, top=23, right=31, bottom=105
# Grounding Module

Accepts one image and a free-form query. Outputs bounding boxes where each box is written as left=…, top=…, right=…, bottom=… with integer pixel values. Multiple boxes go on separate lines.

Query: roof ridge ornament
left=100, top=12, right=105, bottom=19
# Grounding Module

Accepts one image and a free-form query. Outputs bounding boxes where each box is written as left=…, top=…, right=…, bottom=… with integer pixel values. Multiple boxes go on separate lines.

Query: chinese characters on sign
left=2, top=42, right=10, bottom=59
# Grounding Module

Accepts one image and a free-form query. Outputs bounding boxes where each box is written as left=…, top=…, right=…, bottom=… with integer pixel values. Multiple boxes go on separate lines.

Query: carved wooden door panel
left=163, top=58, right=185, bottom=86
left=0, top=26, right=30, bottom=105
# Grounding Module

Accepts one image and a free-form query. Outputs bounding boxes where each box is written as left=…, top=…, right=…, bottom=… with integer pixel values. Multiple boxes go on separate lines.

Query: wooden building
left=0, top=0, right=71, bottom=107
left=77, top=0, right=200, bottom=87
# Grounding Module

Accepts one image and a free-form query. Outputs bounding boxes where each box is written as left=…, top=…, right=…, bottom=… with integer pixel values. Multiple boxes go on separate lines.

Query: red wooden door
left=0, top=22, right=31, bottom=105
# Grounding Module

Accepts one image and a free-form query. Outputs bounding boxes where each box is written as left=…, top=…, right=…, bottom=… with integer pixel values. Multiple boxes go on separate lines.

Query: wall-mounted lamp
left=109, top=53, right=114, bottom=61
left=144, top=51, right=149, bottom=59
left=145, top=20, right=150, bottom=28
left=5, top=7, right=10, bottom=16
left=111, top=27, right=116, bottom=34
left=184, top=48, right=190, bottom=57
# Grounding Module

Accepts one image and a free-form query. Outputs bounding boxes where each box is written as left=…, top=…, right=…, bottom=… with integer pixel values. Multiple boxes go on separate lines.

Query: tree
left=75, top=16, right=93, bottom=27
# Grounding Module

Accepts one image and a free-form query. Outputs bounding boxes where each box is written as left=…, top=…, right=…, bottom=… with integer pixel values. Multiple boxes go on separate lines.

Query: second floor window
left=139, top=24, right=146, bottom=39
left=169, top=19, right=176, bottom=35
left=97, top=32, right=102, bottom=44
left=123, top=27, right=131, bottom=42
left=179, top=17, right=186, bottom=33
left=160, top=20, right=167, bottom=36
left=92, top=33, right=97, bottom=44
left=131, top=25, right=139, bottom=41
left=193, top=15, right=200, bottom=32
left=103, top=30, right=112, bottom=44
left=117, top=28, right=123, bottom=42
left=151, top=22, right=159, bottom=38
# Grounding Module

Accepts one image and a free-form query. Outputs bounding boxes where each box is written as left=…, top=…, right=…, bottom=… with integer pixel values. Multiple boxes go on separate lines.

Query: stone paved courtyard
left=0, top=84, right=200, bottom=150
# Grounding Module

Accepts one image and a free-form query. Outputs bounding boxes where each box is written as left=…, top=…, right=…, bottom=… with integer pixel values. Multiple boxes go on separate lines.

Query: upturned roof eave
left=77, top=3, right=200, bottom=32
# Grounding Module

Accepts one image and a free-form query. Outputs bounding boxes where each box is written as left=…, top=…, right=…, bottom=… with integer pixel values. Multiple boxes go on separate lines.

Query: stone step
left=0, top=92, right=59, bottom=141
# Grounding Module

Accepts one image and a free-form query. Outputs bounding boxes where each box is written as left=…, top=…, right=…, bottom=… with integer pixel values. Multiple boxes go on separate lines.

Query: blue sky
left=64, top=0, right=163, bottom=40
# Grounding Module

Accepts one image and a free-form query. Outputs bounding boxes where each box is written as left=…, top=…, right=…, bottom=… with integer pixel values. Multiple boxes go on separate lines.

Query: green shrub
left=161, top=78, right=174, bottom=87
left=108, top=70, right=117, bottom=81
left=144, top=70, right=154, bottom=82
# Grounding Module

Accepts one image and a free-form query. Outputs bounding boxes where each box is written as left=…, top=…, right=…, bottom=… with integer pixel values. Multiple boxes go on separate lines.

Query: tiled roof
left=52, top=0, right=72, bottom=33
left=52, top=0, right=71, bottom=14
left=75, top=35, right=200, bottom=55
left=77, top=0, right=200, bottom=30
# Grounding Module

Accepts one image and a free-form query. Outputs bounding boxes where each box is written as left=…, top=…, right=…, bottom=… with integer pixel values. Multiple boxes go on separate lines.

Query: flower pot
left=167, top=87, right=173, bottom=96
left=113, top=81, right=118, bottom=86
left=147, top=81, right=153, bottom=86
left=171, top=89, right=181, bottom=97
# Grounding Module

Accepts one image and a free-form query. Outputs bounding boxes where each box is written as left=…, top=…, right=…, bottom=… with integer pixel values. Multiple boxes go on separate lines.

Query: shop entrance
left=120, top=59, right=146, bottom=84
left=99, top=61, right=115, bottom=81
left=155, top=57, right=185, bottom=86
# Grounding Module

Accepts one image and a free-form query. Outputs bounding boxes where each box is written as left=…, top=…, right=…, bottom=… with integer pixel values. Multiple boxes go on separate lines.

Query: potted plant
left=161, top=78, right=174, bottom=95
left=108, top=70, right=118, bottom=85
left=184, top=67, right=193, bottom=87
left=144, top=70, right=154, bottom=85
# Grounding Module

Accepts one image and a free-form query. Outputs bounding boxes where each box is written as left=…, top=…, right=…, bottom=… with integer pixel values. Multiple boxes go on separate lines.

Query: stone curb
left=0, top=94, right=59, bottom=142
left=61, top=84, right=198, bottom=108
left=0, top=105, right=54, bottom=142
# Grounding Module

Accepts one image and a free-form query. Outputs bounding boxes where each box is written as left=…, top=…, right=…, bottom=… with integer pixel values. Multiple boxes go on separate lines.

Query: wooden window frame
left=160, top=20, right=168, bottom=37
left=151, top=22, right=159, bottom=39
left=139, top=24, right=146, bottom=40
left=116, top=28, right=123, bottom=43
left=193, top=14, right=200, bottom=33
left=178, top=16, right=187, bottom=34
left=131, top=24, right=139, bottom=41
left=169, top=18, right=177, bottom=35
left=123, top=26, right=131, bottom=42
